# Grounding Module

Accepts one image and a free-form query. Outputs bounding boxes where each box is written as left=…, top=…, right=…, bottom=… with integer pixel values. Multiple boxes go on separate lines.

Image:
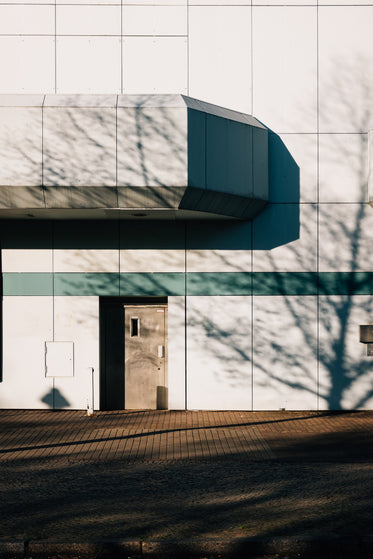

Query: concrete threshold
left=1, top=537, right=373, bottom=559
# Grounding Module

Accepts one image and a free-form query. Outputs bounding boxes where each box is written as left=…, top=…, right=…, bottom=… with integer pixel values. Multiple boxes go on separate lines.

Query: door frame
left=99, top=296, right=168, bottom=410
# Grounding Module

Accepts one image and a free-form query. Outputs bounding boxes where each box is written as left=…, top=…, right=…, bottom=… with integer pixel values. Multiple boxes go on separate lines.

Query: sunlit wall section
left=316, top=3, right=373, bottom=410
left=0, top=1, right=373, bottom=411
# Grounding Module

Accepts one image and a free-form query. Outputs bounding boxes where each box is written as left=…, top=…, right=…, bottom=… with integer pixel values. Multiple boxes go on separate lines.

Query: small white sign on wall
left=45, top=342, right=74, bottom=378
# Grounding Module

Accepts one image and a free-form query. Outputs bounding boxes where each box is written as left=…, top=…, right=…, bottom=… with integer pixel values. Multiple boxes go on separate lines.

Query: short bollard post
left=87, top=366, right=94, bottom=416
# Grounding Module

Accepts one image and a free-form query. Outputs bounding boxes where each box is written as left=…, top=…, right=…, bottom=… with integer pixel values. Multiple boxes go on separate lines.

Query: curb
left=1, top=536, right=373, bottom=558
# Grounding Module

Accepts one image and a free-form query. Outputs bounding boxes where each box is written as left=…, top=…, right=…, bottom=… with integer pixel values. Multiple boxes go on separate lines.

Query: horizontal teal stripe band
left=119, top=273, right=185, bottom=296
left=55, top=273, right=119, bottom=296
left=318, top=272, right=373, bottom=296
left=2, top=273, right=186, bottom=296
left=253, top=272, right=317, bottom=296
left=2, top=273, right=53, bottom=296
left=2, top=272, right=373, bottom=296
left=187, top=272, right=251, bottom=296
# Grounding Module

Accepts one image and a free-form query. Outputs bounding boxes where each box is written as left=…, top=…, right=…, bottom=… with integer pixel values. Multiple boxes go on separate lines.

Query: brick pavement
left=0, top=410, right=373, bottom=558
left=1, top=409, right=372, bottom=463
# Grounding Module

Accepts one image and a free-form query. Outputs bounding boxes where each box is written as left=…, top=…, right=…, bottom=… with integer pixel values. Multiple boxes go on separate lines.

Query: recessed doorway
left=100, top=297, right=168, bottom=410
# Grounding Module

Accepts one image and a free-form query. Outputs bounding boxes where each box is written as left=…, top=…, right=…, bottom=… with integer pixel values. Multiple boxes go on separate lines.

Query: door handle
left=157, top=345, right=164, bottom=358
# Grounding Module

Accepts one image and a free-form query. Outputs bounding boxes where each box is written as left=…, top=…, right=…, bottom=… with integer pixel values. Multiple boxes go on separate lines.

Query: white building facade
left=0, top=0, right=373, bottom=411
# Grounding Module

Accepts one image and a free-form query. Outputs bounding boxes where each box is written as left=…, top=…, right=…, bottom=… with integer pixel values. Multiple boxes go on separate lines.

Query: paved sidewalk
left=0, top=410, right=373, bottom=557
left=1, top=409, right=372, bottom=464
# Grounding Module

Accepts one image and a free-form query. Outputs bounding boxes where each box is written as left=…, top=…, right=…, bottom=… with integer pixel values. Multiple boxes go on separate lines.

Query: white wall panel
left=254, top=1, right=316, bottom=5
left=187, top=250, right=251, bottom=273
left=117, top=107, right=187, bottom=186
left=123, top=1, right=185, bottom=5
left=57, top=0, right=120, bottom=4
left=122, top=37, right=187, bottom=94
left=168, top=296, right=186, bottom=410
left=123, top=6, right=187, bottom=36
left=319, top=7, right=373, bottom=133
left=0, top=107, right=42, bottom=186
left=2, top=249, right=52, bottom=272
left=43, top=107, right=116, bottom=186
left=54, top=249, right=119, bottom=273
left=252, top=7, right=317, bottom=132
left=0, top=0, right=53, bottom=4
left=56, top=37, right=121, bottom=94
left=319, top=204, right=373, bottom=272
left=319, top=134, right=368, bottom=203
left=56, top=5, right=121, bottom=36
left=252, top=203, right=317, bottom=272
left=319, top=296, right=373, bottom=410
left=253, top=295, right=318, bottom=410
left=1, top=297, right=53, bottom=409
left=189, top=6, right=251, bottom=114
left=120, top=250, right=185, bottom=272
left=0, top=5, right=54, bottom=35
left=190, top=1, right=249, bottom=5
left=54, top=297, right=99, bottom=409
left=319, top=0, right=372, bottom=4
left=0, top=37, right=55, bottom=93
left=187, top=296, right=252, bottom=410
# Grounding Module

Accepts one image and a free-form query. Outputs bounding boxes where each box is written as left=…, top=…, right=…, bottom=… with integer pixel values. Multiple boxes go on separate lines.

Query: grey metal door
left=124, top=305, right=168, bottom=409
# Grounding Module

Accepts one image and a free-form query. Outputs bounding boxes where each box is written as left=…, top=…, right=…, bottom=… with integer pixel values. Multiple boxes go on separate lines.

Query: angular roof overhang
left=0, top=94, right=268, bottom=220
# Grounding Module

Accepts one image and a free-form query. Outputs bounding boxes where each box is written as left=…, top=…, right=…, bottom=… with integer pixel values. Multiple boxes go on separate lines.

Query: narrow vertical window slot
left=130, top=317, right=139, bottom=337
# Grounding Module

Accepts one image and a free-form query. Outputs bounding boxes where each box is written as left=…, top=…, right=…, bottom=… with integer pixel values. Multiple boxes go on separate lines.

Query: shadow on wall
left=0, top=129, right=299, bottom=251
left=0, top=103, right=188, bottom=211
left=41, top=387, right=70, bottom=410
left=251, top=55, right=373, bottom=411
left=0, top=102, right=301, bottom=409
left=253, top=133, right=300, bottom=250
left=0, top=95, right=299, bottom=246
